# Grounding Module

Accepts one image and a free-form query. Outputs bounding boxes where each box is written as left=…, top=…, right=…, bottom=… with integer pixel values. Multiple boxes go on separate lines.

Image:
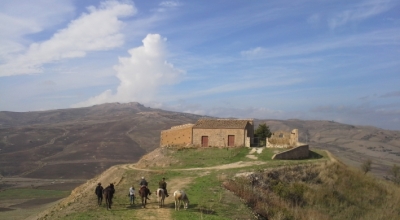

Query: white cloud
left=72, top=33, right=184, bottom=108
left=159, top=1, right=181, bottom=8
left=0, top=0, right=137, bottom=76
left=240, top=47, right=264, bottom=57
left=329, top=0, right=393, bottom=29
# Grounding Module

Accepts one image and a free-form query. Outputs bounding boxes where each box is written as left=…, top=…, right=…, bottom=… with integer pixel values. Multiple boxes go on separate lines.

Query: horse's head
left=184, top=197, right=189, bottom=209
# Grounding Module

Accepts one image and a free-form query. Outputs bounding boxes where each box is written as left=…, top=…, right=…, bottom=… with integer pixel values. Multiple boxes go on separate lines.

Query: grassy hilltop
left=19, top=146, right=400, bottom=220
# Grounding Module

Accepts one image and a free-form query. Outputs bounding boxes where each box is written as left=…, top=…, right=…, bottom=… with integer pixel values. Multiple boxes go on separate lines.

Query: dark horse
left=103, top=183, right=115, bottom=210
left=138, top=186, right=151, bottom=208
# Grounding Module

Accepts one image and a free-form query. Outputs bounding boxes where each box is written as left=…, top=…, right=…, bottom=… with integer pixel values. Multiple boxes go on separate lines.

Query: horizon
left=1, top=101, right=396, bottom=131
left=0, top=0, right=399, bottom=130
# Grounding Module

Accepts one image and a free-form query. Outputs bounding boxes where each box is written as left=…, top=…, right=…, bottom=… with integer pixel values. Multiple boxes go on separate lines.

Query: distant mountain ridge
left=0, top=102, right=153, bottom=128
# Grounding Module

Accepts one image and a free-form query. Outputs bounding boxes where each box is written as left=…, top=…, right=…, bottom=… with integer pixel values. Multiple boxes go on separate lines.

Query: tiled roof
left=193, top=119, right=251, bottom=129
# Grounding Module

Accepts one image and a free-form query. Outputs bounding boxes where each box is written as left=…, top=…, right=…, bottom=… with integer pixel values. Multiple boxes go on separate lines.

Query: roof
left=193, top=119, right=252, bottom=129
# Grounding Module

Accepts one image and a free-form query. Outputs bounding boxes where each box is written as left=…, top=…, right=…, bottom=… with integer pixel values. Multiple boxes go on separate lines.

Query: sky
left=0, top=0, right=399, bottom=130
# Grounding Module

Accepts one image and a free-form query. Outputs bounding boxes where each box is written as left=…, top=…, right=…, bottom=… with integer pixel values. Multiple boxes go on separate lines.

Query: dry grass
left=223, top=161, right=400, bottom=220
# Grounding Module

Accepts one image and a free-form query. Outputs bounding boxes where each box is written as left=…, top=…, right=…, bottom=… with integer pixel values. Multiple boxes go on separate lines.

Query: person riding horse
left=139, top=177, right=151, bottom=200
left=158, top=177, right=169, bottom=197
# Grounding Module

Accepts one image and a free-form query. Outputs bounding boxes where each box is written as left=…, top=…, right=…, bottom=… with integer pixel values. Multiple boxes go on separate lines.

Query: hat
left=141, top=177, right=144, bottom=179
left=162, top=177, right=165, bottom=180
left=98, top=183, right=101, bottom=185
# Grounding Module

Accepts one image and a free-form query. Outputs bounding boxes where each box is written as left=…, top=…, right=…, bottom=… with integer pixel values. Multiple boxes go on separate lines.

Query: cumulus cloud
left=0, top=0, right=136, bottom=76
left=72, top=33, right=184, bottom=108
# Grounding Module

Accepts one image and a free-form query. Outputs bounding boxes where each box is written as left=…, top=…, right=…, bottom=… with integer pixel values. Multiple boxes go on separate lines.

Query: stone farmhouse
left=160, top=119, right=254, bottom=147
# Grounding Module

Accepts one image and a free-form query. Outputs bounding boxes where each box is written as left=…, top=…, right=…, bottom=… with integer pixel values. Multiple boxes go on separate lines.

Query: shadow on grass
left=307, top=150, right=323, bottom=159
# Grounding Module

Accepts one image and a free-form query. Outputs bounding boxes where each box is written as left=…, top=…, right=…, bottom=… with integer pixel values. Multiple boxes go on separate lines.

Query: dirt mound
left=135, top=147, right=179, bottom=168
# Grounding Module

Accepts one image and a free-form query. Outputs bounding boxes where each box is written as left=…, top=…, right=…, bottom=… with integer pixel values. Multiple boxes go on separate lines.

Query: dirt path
left=132, top=177, right=194, bottom=220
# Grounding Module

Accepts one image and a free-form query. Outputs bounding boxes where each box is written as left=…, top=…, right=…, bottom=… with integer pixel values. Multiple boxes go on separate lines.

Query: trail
left=131, top=177, right=194, bottom=220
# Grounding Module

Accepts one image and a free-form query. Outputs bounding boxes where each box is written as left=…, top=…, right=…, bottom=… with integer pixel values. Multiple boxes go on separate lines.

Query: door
left=228, top=135, right=235, bottom=147
left=201, top=136, right=208, bottom=147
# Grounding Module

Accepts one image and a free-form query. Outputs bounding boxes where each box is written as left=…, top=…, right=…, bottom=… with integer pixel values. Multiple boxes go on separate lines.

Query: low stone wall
left=272, top=144, right=309, bottom=160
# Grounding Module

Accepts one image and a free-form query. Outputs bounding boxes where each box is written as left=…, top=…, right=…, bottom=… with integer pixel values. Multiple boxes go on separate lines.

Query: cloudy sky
left=0, top=0, right=399, bottom=130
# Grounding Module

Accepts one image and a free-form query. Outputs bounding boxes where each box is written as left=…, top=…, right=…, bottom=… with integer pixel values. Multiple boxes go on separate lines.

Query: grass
left=223, top=161, right=400, bottom=220
left=166, top=147, right=250, bottom=168
left=171, top=171, right=254, bottom=220
left=0, top=188, right=70, bottom=200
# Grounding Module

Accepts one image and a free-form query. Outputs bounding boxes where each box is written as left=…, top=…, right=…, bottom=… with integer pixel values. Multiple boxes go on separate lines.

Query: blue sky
left=0, top=0, right=399, bottom=130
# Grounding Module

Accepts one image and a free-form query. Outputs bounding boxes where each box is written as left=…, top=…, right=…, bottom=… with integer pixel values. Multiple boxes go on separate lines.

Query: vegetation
left=361, top=158, right=372, bottom=174
left=387, top=164, right=400, bottom=185
left=165, top=147, right=251, bottom=168
left=254, top=123, right=272, bottom=146
left=254, top=123, right=272, bottom=140
left=223, top=161, right=400, bottom=220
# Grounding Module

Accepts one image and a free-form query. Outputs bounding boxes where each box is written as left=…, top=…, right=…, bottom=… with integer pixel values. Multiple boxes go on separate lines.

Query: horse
left=156, top=188, right=166, bottom=208
left=173, top=190, right=189, bottom=210
left=103, top=183, right=115, bottom=210
left=138, top=186, right=151, bottom=208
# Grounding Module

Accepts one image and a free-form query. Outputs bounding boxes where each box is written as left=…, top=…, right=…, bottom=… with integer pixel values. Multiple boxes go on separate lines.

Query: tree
left=361, top=159, right=372, bottom=174
left=388, top=164, right=400, bottom=184
left=254, top=123, right=272, bottom=140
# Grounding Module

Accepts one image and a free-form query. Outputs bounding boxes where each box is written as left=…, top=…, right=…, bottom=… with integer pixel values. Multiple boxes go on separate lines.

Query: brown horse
left=103, top=183, right=115, bottom=210
left=138, top=186, right=151, bottom=208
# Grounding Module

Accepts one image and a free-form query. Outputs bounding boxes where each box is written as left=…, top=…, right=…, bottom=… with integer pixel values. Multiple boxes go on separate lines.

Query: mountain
left=0, top=102, right=399, bottom=180
left=0, top=102, right=203, bottom=179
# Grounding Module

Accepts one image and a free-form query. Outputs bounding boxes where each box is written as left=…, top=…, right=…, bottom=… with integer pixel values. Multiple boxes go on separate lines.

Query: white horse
left=173, top=190, right=189, bottom=210
left=156, top=188, right=165, bottom=208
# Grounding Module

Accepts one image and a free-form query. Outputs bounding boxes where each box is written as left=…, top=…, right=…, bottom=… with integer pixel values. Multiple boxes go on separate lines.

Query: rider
left=139, top=177, right=151, bottom=200
left=158, top=177, right=169, bottom=197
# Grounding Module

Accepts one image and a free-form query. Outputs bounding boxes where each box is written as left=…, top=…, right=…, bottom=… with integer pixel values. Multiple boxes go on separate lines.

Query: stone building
left=160, top=123, right=194, bottom=147
left=192, top=119, right=254, bottom=147
left=267, top=129, right=299, bottom=148
left=160, top=119, right=254, bottom=147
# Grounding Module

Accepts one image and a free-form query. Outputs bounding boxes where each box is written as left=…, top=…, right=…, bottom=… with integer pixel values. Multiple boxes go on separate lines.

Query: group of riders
left=95, top=177, right=169, bottom=207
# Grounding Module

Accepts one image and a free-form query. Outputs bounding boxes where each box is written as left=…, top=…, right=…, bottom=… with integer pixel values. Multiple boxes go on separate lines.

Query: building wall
left=160, top=124, right=193, bottom=147
left=267, top=129, right=299, bottom=148
left=272, top=144, right=309, bottom=160
left=193, top=128, right=246, bottom=147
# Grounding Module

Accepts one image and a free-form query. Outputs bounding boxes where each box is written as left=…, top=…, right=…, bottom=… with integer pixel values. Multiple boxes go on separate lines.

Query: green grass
left=0, top=188, right=70, bottom=200
left=166, top=147, right=251, bottom=168
left=171, top=171, right=254, bottom=220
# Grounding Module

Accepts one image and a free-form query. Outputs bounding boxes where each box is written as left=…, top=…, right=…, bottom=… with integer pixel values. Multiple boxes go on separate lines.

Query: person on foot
left=95, top=183, right=103, bottom=205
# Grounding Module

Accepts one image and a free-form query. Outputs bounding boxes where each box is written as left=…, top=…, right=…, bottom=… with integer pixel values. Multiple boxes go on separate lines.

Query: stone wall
left=160, top=124, right=194, bottom=147
left=267, top=129, right=298, bottom=148
left=272, top=144, right=309, bottom=160
left=192, top=128, right=246, bottom=147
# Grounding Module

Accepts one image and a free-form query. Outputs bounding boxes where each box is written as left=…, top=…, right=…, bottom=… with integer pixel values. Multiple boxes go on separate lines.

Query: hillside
left=20, top=147, right=400, bottom=220
left=0, top=102, right=203, bottom=179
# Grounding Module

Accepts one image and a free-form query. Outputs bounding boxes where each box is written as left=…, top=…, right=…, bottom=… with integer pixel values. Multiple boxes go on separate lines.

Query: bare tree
left=361, top=159, right=372, bottom=174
